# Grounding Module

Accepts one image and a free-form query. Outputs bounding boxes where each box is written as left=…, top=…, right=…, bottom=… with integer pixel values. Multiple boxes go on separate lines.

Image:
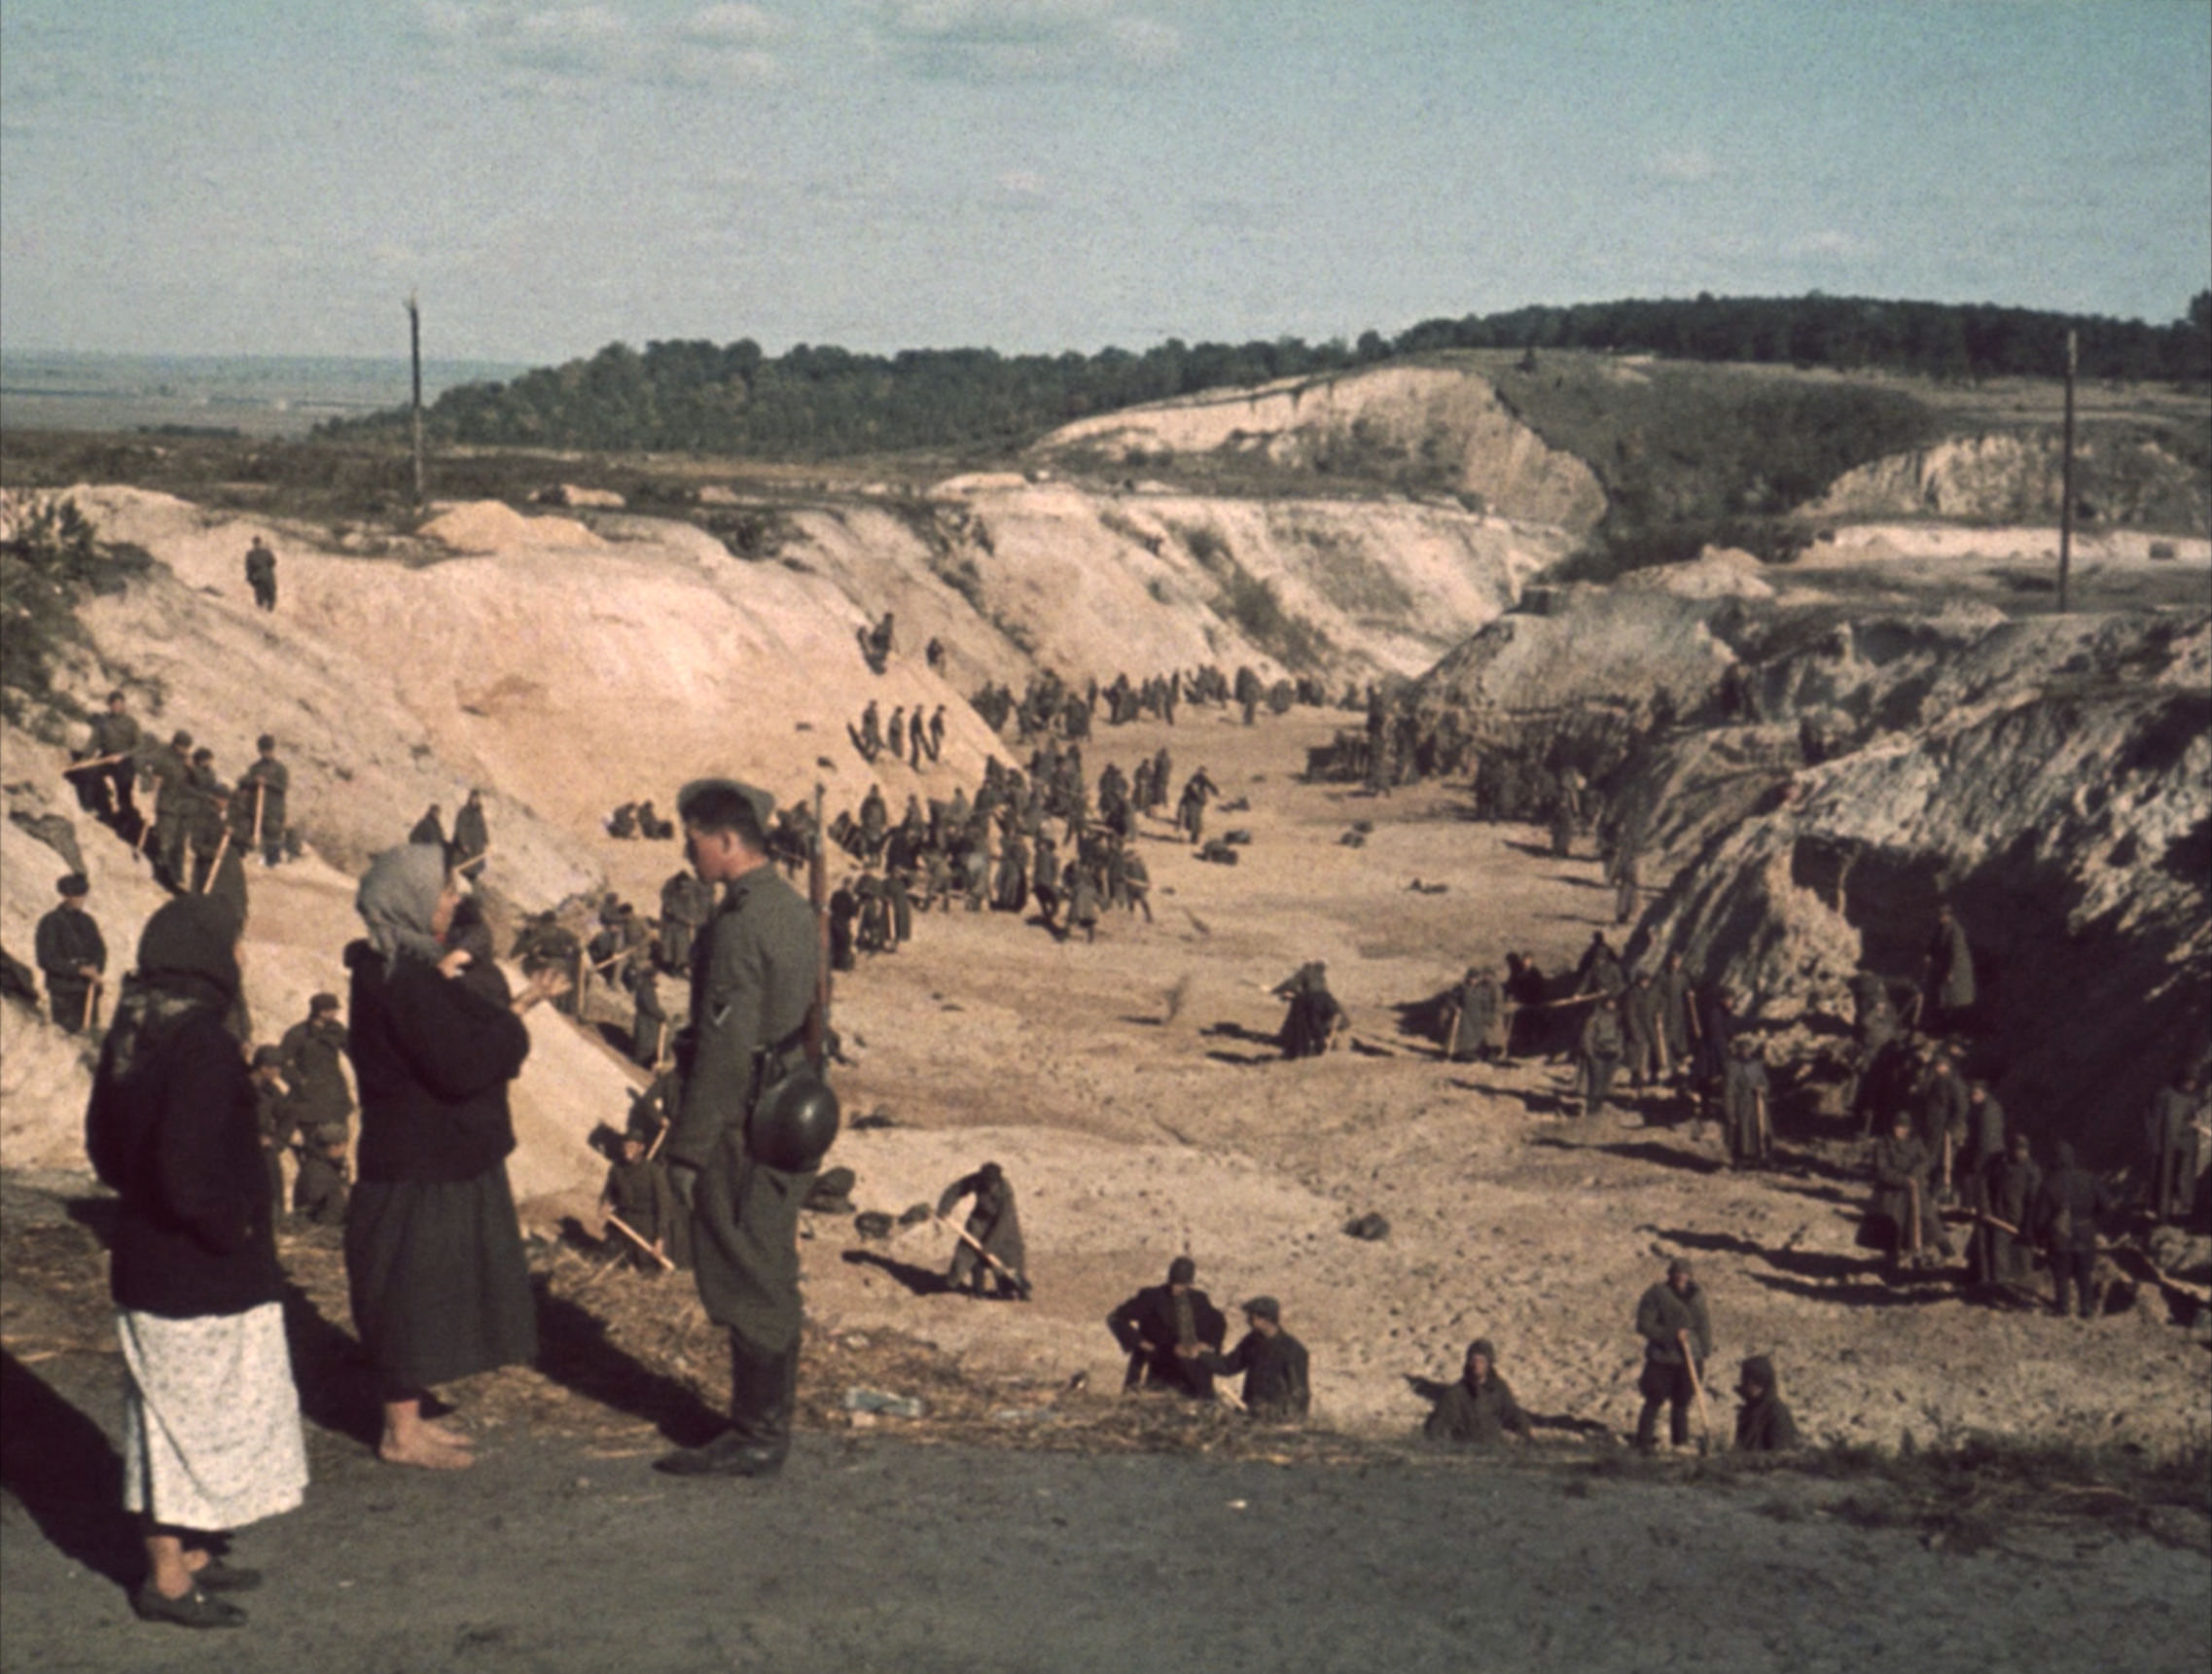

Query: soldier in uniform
left=631, top=965, right=668, bottom=1069
left=936, top=1161, right=1027, bottom=1298
left=35, top=873, right=106, bottom=1033
left=1107, top=1257, right=1227, bottom=1398
left=1968, top=1131, right=2042, bottom=1295
left=408, top=803, right=446, bottom=850
left=2035, top=1143, right=2108, bottom=1319
left=657, top=780, right=831, bottom=1479
left=1621, top=968, right=1664, bottom=1088
left=250, top=1045, right=294, bottom=1213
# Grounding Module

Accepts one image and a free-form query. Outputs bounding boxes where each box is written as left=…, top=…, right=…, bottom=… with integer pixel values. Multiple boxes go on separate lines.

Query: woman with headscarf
left=86, top=896, right=307, bottom=1628
left=342, top=844, right=565, bottom=1468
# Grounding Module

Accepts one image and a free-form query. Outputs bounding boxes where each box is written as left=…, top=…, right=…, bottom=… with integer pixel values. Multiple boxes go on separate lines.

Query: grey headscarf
left=357, top=843, right=453, bottom=969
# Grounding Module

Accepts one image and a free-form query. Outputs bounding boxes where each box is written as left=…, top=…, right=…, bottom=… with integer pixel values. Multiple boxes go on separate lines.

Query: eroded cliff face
left=1030, top=363, right=1609, bottom=532
left=1811, top=429, right=2210, bottom=534
left=1421, top=576, right=2210, bottom=1159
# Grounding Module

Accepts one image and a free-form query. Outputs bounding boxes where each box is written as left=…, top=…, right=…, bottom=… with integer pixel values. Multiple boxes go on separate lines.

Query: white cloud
left=1792, top=229, right=1876, bottom=260
left=1646, top=146, right=1717, bottom=185
left=417, top=1, right=789, bottom=87
left=869, top=0, right=1186, bottom=80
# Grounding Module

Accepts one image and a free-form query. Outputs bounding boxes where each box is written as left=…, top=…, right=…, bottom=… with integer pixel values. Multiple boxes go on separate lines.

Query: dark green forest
left=320, top=291, right=2212, bottom=460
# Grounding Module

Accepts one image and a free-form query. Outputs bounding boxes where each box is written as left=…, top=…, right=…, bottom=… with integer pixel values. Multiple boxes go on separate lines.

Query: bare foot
left=378, top=1430, right=476, bottom=1470
left=421, top=1418, right=477, bottom=1448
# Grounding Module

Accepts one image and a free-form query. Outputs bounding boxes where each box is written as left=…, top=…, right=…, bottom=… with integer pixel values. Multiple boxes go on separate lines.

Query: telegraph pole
left=2056, top=329, right=2076, bottom=613
left=409, top=294, right=424, bottom=506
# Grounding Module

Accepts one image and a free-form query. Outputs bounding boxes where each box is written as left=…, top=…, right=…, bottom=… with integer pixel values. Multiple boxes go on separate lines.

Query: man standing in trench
left=657, top=780, right=831, bottom=1479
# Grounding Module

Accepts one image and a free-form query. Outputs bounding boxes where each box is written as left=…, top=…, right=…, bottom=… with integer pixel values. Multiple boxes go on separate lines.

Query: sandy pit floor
left=4, top=707, right=2206, bottom=1672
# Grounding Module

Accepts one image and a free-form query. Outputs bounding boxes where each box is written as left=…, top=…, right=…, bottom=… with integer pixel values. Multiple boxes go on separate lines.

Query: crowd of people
left=30, top=562, right=2208, bottom=1636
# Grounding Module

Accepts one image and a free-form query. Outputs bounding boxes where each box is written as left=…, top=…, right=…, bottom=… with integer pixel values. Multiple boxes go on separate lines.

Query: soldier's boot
left=657, top=1335, right=795, bottom=1478
left=1633, top=1398, right=1662, bottom=1454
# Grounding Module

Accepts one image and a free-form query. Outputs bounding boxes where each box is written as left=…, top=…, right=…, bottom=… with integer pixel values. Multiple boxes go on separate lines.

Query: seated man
left=1732, top=1356, right=1800, bottom=1452
left=1422, top=1337, right=1531, bottom=1445
left=1194, top=1297, right=1309, bottom=1419
left=1107, top=1257, right=1226, bottom=1398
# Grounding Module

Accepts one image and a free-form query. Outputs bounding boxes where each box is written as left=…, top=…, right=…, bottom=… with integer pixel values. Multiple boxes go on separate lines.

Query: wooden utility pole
left=409, top=294, right=424, bottom=506
left=2056, top=328, right=2076, bottom=613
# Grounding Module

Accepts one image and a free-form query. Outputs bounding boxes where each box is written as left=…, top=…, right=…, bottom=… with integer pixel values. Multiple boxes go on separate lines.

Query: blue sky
left=3, top=1, right=2206, bottom=364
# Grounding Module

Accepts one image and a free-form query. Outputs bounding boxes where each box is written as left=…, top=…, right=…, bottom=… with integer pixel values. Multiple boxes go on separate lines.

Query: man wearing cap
left=35, top=874, right=106, bottom=1033
left=1107, top=1258, right=1228, bottom=1399
left=1422, top=1337, right=1530, bottom=1445
left=76, top=691, right=143, bottom=837
left=1633, top=1258, right=1711, bottom=1452
left=657, top=778, right=823, bottom=1478
left=145, top=730, right=196, bottom=890
left=279, top=994, right=353, bottom=1150
left=1195, top=1297, right=1309, bottom=1420
left=936, top=1161, right=1027, bottom=1299
left=1732, top=1357, right=1799, bottom=1452
left=239, top=736, right=290, bottom=867
left=1967, top=1132, right=2041, bottom=1295
left=1923, top=902, right=1976, bottom=1033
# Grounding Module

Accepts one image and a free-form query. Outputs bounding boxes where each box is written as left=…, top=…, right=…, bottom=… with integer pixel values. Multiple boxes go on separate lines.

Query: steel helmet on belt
left=748, top=1069, right=841, bottom=1171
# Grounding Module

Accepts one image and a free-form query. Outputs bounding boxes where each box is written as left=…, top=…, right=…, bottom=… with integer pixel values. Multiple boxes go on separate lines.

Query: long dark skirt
left=345, top=1165, right=537, bottom=1392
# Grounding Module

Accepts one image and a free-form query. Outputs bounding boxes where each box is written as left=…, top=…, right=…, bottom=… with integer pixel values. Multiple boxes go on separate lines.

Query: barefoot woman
left=343, top=844, right=563, bottom=1467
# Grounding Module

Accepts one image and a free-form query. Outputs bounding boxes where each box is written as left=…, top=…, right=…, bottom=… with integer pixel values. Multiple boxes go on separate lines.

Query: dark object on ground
left=851, top=1109, right=897, bottom=1131
left=1343, top=1213, right=1391, bottom=1241
left=1339, top=832, right=1366, bottom=848
left=852, top=1211, right=895, bottom=1241
left=805, top=1167, right=857, bottom=1214
left=898, top=1201, right=934, bottom=1227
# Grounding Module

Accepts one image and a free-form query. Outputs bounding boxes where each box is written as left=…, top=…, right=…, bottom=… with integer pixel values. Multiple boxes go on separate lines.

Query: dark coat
left=279, top=1015, right=354, bottom=1129
left=345, top=942, right=530, bottom=1183
left=1108, top=1283, right=1228, bottom=1396
left=1203, top=1329, right=1310, bottom=1419
left=938, top=1169, right=1025, bottom=1269
left=1424, top=1371, right=1529, bottom=1444
left=2035, top=1163, right=2107, bottom=1253
left=1634, top=1280, right=1710, bottom=1369
left=1450, top=976, right=1505, bottom=1059
left=1734, top=1392, right=1800, bottom=1452
left=86, top=904, right=281, bottom=1319
left=34, top=903, right=106, bottom=981
left=1868, top=1133, right=1932, bottom=1250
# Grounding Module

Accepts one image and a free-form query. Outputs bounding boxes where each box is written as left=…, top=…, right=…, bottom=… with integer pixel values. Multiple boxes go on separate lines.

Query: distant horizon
left=3, top=283, right=2203, bottom=380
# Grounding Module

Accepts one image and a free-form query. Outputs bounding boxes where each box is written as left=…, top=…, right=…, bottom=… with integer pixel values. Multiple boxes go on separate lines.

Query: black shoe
left=654, top=1432, right=787, bottom=1478
left=192, top=1557, right=263, bottom=1593
left=131, top=1585, right=246, bottom=1629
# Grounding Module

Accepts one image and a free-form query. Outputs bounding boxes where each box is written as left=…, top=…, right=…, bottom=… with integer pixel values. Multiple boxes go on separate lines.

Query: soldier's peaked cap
left=57, top=873, right=89, bottom=897
left=677, top=778, right=774, bottom=838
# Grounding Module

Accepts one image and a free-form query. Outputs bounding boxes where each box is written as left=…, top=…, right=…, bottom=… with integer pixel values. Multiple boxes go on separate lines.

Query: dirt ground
left=3, top=707, right=2208, bottom=1672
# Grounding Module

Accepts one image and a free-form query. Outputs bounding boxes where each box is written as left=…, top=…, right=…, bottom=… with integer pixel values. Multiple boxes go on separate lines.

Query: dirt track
left=4, top=1338, right=2207, bottom=1674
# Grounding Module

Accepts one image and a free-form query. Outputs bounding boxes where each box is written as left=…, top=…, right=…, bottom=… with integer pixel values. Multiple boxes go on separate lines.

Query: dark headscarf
left=99, top=897, right=241, bottom=1083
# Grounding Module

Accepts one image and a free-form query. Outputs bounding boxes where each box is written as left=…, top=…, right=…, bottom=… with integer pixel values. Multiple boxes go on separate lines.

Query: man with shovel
left=936, top=1160, right=1028, bottom=1300
left=1633, top=1258, right=1712, bottom=1453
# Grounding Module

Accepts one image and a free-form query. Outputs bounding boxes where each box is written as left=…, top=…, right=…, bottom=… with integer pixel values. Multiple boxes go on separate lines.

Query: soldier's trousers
left=2051, top=1250, right=2097, bottom=1319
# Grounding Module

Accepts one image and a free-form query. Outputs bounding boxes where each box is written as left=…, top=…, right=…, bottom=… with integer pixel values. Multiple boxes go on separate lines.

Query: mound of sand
left=418, top=499, right=603, bottom=553
left=1031, top=362, right=1609, bottom=532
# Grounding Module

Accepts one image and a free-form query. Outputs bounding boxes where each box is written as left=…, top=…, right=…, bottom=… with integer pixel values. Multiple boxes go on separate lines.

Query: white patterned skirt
left=118, top=1301, right=308, bottom=1534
